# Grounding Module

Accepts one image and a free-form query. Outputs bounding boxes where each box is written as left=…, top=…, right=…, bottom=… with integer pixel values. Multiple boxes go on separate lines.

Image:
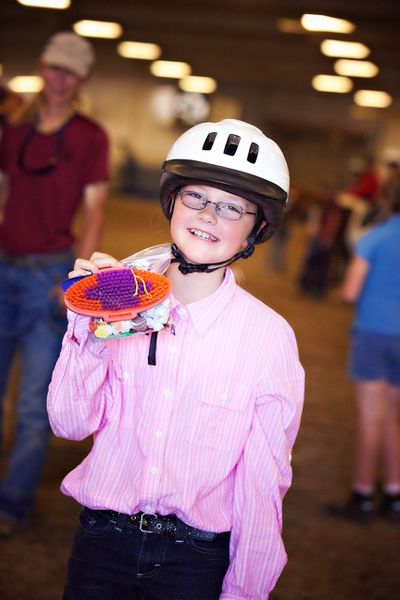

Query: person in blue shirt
left=329, top=177, right=400, bottom=523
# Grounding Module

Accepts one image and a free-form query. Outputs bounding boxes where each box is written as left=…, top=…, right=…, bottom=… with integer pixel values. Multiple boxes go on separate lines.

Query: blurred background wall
left=1, top=0, right=400, bottom=193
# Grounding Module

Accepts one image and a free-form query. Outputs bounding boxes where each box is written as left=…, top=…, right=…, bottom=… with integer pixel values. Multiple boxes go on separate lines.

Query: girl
left=48, top=119, right=304, bottom=599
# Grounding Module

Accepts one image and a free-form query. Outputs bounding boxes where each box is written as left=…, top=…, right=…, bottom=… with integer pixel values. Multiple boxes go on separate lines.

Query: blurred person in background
left=336, top=156, right=379, bottom=253
left=328, top=174, right=400, bottom=524
left=298, top=181, right=345, bottom=299
left=0, top=31, right=109, bottom=536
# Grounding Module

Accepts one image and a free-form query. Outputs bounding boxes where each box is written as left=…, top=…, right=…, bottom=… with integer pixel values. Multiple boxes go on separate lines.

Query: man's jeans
left=0, top=253, right=72, bottom=521
left=64, top=508, right=231, bottom=600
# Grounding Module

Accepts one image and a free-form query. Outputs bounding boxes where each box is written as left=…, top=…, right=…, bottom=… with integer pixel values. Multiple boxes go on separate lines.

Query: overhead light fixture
left=117, top=41, right=161, bottom=61
left=8, top=75, right=43, bottom=93
left=320, top=39, right=370, bottom=58
left=73, top=20, right=123, bottom=39
left=276, top=18, right=304, bottom=34
left=301, top=14, right=355, bottom=33
left=17, top=0, right=70, bottom=7
left=179, top=76, right=217, bottom=94
left=312, top=74, right=353, bottom=93
left=354, top=90, right=393, bottom=108
left=150, top=60, right=191, bottom=79
left=334, top=59, right=379, bottom=78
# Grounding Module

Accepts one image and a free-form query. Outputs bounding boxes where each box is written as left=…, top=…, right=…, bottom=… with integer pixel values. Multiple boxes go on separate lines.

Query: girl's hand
left=68, top=252, right=124, bottom=279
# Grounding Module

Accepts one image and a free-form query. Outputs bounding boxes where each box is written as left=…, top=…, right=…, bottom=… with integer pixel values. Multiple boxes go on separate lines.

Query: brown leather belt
left=0, top=249, right=73, bottom=268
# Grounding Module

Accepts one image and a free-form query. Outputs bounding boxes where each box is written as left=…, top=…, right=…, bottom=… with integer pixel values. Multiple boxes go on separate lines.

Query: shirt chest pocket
left=183, top=385, right=252, bottom=452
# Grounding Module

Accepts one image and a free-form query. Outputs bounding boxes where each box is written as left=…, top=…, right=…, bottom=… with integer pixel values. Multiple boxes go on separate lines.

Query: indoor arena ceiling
left=1, top=0, right=400, bottom=140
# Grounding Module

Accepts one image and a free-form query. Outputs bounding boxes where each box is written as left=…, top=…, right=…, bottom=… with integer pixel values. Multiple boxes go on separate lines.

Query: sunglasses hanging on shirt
left=17, top=113, right=75, bottom=176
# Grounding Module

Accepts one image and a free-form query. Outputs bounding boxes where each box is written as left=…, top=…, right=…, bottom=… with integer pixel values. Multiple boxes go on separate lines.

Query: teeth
left=189, top=229, right=217, bottom=241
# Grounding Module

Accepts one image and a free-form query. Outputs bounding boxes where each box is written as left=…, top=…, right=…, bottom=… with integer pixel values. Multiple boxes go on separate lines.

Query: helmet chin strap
left=170, top=243, right=254, bottom=274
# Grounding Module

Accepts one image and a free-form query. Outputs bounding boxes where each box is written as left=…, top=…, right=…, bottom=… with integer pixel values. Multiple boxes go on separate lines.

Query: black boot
left=379, top=492, right=400, bottom=524
left=327, top=491, right=375, bottom=524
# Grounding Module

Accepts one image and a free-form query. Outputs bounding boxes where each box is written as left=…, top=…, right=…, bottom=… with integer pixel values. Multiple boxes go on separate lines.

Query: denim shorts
left=349, top=330, right=400, bottom=386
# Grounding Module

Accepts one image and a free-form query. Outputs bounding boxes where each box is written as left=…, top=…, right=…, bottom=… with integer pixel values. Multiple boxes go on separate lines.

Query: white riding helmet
left=160, top=118, right=290, bottom=243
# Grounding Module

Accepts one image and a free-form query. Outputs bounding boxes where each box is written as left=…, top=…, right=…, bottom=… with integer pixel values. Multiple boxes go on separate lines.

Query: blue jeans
left=0, top=252, right=73, bottom=521
left=64, top=508, right=230, bottom=600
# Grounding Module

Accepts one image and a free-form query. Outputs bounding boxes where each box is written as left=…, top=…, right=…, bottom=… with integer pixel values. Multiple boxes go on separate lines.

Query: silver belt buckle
left=139, top=512, right=157, bottom=533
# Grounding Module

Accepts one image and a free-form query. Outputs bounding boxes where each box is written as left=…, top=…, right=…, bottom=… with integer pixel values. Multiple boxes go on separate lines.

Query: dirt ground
left=1, top=196, right=399, bottom=600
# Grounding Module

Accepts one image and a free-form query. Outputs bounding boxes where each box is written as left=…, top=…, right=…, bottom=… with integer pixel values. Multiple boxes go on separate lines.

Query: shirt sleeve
left=348, top=170, right=378, bottom=200
left=355, top=226, right=381, bottom=262
left=47, top=310, right=111, bottom=441
left=221, top=325, right=305, bottom=600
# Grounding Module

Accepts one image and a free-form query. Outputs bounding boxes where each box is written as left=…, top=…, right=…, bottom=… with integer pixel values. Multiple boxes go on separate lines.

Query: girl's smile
left=187, top=227, right=220, bottom=243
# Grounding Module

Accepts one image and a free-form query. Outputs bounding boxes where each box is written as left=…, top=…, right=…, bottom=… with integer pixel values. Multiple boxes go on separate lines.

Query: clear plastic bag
left=89, top=244, right=173, bottom=340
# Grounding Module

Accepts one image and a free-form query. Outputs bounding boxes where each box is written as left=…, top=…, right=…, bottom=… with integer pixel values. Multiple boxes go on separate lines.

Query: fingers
left=68, top=252, right=124, bottom=279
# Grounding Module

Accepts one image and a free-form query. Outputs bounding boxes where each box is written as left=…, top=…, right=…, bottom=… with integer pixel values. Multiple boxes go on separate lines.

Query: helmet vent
left=224, top=134, right=241, bottom=156
left=202, top=132, right=217, bottom=150
left=247, top=142, right=259, bottom=164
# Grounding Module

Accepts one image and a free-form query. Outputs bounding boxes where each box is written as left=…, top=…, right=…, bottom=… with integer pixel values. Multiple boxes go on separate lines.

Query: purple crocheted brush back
left=85, top=269, right=153, bottom=311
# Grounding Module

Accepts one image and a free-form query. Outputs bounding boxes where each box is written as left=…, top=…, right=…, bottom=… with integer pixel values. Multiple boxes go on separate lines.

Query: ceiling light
left=117, top=41, right=161, bottom=60
left=334, top=59, right=379, bottom=78
left=320, top=39, right=370, bottom=58
left=179, top=76, right=217, bottom=94
left=276, top=18, right=304, bottom=34
left=354, top=90, right=393, bottom=108
left=17, top=0, right=70, bottom=7
left=312, top=74, right=353, bottom=93
left=8, top=75, right=43, bottom=93
left=301, top=14, right=355, bottom=33
left=73, top=20, right=123, bottom=39
left=150, top=60, right=191, bottom=79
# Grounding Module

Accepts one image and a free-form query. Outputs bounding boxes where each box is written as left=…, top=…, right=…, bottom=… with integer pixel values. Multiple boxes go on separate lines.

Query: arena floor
left=1, top=195, right=398, bottom=599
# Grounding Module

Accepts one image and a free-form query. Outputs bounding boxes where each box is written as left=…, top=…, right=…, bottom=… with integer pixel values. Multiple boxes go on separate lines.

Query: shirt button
left=177, top=306, right=186, bottom=316
left=164, top=389, right=172, bottom=397
left=123, top=371, right=129, bottom=380
left=145, top=504, right=153, bottom=513
left=150, top=467, right=158, bottom=475
left=170, top=346, right=177, bottom=354
left=220, top=392, right=227, bottom=401
left=155, top=430, right=163, bottom=438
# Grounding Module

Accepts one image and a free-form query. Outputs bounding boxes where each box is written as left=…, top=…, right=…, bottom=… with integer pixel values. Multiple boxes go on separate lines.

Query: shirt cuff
left=66, top=310, right=91, bottom=345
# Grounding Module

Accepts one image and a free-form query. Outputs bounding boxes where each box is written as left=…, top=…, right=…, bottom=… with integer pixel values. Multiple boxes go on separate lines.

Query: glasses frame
left=177, top=189, right=257, bottom=221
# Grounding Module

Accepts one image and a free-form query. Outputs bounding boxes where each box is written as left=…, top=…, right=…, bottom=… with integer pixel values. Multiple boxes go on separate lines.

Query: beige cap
left=40, top=32, right=95, bottom=79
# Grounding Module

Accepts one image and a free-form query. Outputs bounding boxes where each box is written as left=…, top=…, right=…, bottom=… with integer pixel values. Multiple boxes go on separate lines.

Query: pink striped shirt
left=47, top=267, right=304, bottom=599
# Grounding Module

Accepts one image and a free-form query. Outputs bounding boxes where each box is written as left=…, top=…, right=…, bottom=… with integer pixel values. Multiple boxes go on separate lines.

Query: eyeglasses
left=177, top=190, right=257, bottom=221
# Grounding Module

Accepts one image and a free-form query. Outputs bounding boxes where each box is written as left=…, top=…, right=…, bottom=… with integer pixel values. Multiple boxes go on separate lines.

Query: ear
left=242, top=220, right=267, bottom=247
left=257, top=220, right=267, bottom=236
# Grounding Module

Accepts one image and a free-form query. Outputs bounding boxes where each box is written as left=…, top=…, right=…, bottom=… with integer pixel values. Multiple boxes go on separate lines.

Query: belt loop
left=174, top=517, right=185, bottom=544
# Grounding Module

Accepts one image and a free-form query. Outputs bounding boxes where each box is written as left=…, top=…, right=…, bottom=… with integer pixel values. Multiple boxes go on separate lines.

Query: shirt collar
left=169, top=268, right=237, bottom=336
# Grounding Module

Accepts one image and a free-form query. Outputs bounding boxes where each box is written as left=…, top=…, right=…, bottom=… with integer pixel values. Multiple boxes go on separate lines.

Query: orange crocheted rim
left=64, top=267, right=171, bottom=321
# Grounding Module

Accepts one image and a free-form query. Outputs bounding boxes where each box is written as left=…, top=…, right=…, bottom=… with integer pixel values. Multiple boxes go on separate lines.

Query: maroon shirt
left=348, top=168, right=379, bottom=201
left=0, top=113, right=109, bottom=255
